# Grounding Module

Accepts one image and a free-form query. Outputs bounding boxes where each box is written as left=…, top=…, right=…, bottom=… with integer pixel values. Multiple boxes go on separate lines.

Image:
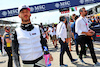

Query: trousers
left=4, top=47, right=13, bottom=67
left=75, top=38, right=87, bottom=55
left=59, top=38, right=73, bottom=65
left=78, top=35, right=97, bottom=63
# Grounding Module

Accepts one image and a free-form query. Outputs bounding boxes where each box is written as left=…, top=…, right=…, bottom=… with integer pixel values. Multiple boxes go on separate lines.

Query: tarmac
left=0, top=40, right=100, bottom=67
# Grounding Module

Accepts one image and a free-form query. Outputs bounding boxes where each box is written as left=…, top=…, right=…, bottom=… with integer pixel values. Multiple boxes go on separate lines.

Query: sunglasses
left=83, top=11, right=87, bottom=12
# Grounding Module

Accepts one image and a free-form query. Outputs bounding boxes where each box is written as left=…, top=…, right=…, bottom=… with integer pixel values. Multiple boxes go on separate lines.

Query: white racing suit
left=12, top=24, right=48, bottom=67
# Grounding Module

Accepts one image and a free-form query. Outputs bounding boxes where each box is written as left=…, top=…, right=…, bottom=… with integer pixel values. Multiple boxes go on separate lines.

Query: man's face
left=5, top=29, right=10, bottom=33
left=64, top=18, right=67, bottom=23
left=19, top=9, right=31, bottom=22
left=72, top=16, right=75, bottom=20
left=81, top=9, right=87, bottom=16
left=72, top=14, right=76, bottom=20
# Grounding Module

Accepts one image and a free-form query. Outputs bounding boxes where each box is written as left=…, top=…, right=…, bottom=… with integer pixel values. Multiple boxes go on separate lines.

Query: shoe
left=83, top=55, right=88, bottom=58
left=55, top=46, right=58, bottom=49
left=60, top=64, right=68, bottom=67
left=71, top=59, right=77, bottom=63
left=69, top=50, right=73, bottom=51
left=34, top=64, right=41, bottom=67
left=79, top=59, right=86, bottom=64
left=94, top=62, right=100, bottom=67
left=0, top=61, right=6, bottom=63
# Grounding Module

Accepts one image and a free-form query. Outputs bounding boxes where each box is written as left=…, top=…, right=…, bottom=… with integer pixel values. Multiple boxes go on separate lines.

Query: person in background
left=3, top=26, right=12, bottom=67
left=71, top=14, right=76, bottom=22
left=56, top=16, right=77, bottom=67
left=69, top=18, right=74, bottom=26
left=71, top=15, right=79, bottom=56
left=75, top=7, right=100, bottom=66
left=52, top=24, right=58, bottom=49
left=96, top=16, right=100, bottom=24
left=91, top=16, right=96, bottom=23
left=67, top=15, right=76, bottom=51
left=45, top=26, right=49, bottom=42
left=12, top=5, right=53, bottom=67
left=0, top=33, right=2, bottom=55
left=48, top=25, right=53, bottom=42
left=40, top=23, right=46, bottom=40
left=65, top=20, right=73, bottom=51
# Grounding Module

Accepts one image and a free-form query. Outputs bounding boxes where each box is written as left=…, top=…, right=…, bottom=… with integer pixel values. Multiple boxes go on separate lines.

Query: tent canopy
left=0, top=20, right=18, bottom=24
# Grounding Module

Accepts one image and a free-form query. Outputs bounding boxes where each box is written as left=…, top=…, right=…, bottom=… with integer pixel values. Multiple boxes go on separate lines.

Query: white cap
left=18, top=5, right=30, bottom=14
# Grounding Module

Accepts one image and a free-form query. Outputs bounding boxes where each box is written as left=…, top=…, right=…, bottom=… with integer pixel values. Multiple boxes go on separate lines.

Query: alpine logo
left=32, top=33, right=36, bottom=35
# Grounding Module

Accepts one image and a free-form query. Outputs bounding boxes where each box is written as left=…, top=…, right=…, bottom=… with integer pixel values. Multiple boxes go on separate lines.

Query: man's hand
left=66, top=39, right=68, bottom=43
left=89, top=30, right=95, bottom=35
left=49, top=54, right=53, bottom=61
left=82, top=30, right=95, bottom=36
left=63, top=41, right=66, bottom=43
left=86, top=31, right=94, bottom=36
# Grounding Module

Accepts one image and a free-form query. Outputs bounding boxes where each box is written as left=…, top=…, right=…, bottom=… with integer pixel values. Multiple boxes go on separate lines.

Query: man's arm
left=5, top=38, right=12, bottom=43
left=71, top=24, right=75, bottom=39
left=5, top=34, right=12, bottom=43
left=82, top=30, right=95, bottom=36
left=12, top=31, right=20, bottom=67
left=59, top=24, right=66, bottom=42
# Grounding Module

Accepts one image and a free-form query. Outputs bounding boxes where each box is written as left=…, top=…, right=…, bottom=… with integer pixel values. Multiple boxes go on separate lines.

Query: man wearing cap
left=3, top=26, right=12, bottom=67
left=12, top=5, right=53, bottom=67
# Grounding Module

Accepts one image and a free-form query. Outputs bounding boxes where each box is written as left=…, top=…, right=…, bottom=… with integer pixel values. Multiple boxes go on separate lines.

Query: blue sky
left=0, top=0, right=100, bottom=25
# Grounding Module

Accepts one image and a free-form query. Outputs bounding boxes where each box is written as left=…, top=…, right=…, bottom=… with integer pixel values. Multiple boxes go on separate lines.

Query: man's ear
left=80, top=12, right=82, bottom=15
left=30, top=13, right=31, bottom=16
left=18, top=15, right=21, bottom=18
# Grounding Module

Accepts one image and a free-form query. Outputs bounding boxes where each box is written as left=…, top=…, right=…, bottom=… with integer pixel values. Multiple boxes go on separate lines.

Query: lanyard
left=82, top=18, right=88, bottom=30
left=59, top=23, right=63, bottom=33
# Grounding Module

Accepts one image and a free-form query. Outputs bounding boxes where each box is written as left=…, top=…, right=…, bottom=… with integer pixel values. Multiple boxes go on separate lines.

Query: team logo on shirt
left=32, top=33, right=36, bottom=35
left=6, top=35, right=9, bottom=37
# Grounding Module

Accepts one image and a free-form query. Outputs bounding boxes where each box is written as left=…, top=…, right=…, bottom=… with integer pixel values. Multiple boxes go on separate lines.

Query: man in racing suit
left=12, top=5, right=53, bottom=67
